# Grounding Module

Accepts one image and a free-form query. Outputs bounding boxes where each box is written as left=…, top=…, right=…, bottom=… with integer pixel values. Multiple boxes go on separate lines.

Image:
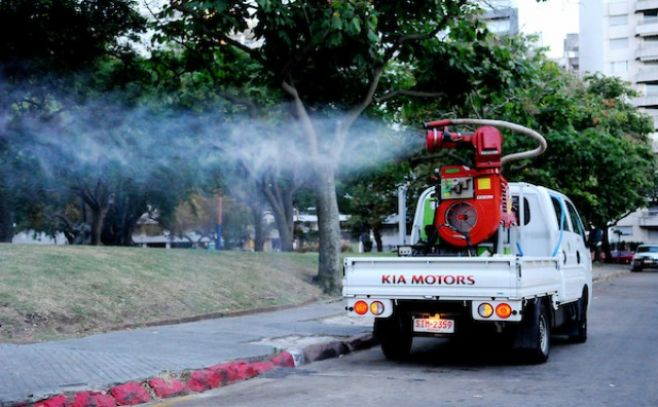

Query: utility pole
left=398, top=184, right=408, bottom=245
left=216, top=190, right=223, bottom=250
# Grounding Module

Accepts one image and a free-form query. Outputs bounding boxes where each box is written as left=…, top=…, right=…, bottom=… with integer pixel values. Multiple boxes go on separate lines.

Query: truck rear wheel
left=374, top=314, right=412, bottom=361
left=568, top=292, right=588, bottom=344
left=514, top=300, right=550, bottom=364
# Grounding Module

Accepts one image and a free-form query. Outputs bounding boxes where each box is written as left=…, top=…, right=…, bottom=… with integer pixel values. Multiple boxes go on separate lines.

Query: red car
left=611, top=250, right=634, bottom=264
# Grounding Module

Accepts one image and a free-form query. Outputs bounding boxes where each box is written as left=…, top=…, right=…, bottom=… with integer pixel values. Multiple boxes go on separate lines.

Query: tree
left=481, top=69, right=654, bottom=260
left=340, top=26, right=655, bottom=264
left=395, top=38, right=655, bottom=260
left=155, top=0, right=483, bottom=293
left=342, top=162, right=411, bottom=252
left=0, top=0, right=146, bottom=242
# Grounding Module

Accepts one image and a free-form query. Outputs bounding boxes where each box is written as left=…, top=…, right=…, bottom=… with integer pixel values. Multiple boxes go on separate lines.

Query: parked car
left=611, top=250, right=634, bottom=264
left=630, top=245, right=658, bottom=272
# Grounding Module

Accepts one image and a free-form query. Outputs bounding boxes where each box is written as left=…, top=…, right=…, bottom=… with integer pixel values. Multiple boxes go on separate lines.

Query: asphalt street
left=157, top=270, right=658, bottom=407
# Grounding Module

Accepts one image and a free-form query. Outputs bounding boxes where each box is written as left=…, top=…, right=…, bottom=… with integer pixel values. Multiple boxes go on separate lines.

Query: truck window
left=566, top=201, right=586, bottom=242
left=551, top=196, right=571, bottom=232
left=512, top=196, right=531, bottom=225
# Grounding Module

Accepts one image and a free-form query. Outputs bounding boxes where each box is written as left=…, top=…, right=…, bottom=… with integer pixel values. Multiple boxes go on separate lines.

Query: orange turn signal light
left=496, top=303, right=512, bottom=319
left=354, top=300, right=368, bottom=315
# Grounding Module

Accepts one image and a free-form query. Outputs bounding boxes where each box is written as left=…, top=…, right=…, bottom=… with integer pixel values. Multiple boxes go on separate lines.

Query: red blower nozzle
left=426, top=128, right=444, bottom=152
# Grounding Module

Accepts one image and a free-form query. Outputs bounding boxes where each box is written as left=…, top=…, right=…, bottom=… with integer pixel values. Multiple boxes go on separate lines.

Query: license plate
left=644, top=259, right=653, bottom=264
left=413, top=318, right=455, bottom=334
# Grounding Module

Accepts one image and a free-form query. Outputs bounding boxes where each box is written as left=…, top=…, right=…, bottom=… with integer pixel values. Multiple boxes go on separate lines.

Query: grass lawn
left=0, top=244, right=325, bottom=343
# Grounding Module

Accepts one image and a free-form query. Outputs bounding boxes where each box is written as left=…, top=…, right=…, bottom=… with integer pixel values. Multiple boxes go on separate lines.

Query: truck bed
left=343, top=256, right=560, bottom=301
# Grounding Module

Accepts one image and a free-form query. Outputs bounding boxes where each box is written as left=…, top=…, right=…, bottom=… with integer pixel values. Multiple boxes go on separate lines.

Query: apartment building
left=480, top=0, right=520, bottom=36
left=580, top=0, right=658, bottom=132
left=560, top=33, right=580, bottom=71
left=580, top=0, right=658, bottom=243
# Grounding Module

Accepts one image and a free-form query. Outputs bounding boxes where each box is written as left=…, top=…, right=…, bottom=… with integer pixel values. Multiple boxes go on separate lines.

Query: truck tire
left=514, top=300, right=550, bottom=364
left=374, top=314, right=412, bottom=361
left=568, top=292, right=588, bottom=344
left=630, top=265, right=642, bottom=272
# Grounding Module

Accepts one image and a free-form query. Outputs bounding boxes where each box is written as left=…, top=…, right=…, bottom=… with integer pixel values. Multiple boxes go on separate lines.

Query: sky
left=137, top=0, right=581, bottom=60
left=516, top=0, right=580, bottom=58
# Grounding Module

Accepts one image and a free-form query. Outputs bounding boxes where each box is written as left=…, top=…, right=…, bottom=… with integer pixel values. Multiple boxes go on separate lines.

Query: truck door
left=565, top=199, right=591, bottom=294
left=550, top=195, right=580, bottom=302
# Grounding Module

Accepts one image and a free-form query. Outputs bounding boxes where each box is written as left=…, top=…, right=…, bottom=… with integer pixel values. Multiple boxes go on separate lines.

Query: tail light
left=370, top=301, right=385, bottom=315
left=496, top=303, right=512, bottom=319
left=478, top=303, right=494, bottom=318
left=354, top=300, right=368, bottom=315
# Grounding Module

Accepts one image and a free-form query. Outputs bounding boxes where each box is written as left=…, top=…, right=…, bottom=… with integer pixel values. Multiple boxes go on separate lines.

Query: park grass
left=0, top=244, right=325, bottom=343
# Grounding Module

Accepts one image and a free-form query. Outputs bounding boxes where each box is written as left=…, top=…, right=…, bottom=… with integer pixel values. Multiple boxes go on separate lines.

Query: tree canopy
left=0, top=0, right=655, bottom=284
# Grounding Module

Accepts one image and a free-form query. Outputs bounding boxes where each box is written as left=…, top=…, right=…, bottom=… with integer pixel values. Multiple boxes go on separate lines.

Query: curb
left=592, top=268, right=629, bottom=284
left=75, top=297, right=326, bottom=340
left=8, top=333, right=376, bottom=407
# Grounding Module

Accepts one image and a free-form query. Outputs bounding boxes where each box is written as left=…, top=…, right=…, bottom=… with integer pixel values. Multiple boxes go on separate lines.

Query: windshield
left=637, top=246, right=658, bottom=253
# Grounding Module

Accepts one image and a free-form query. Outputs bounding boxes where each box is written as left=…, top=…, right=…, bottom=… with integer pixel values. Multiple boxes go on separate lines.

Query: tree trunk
left=90, top=206, right=107, bottom=246
left=602, top=226, right=612, bottom=263
left=261, top=176, right=296, bottom=252
left=313, top=164, right=342, bottom=294
left=0, top=190, right=13, bottom=242
left=373, top=225, right=383, bottom=252
left=272, top=205, right=294, bottom=251
left=251, top=205, right=265, bottom=252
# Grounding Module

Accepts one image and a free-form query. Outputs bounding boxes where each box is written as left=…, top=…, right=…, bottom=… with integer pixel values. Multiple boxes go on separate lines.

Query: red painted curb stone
left=28, top=342, right=377, bottom=407
left=270, top=351, right=295, bottom=368
left=250, top=361, right=275, bottom=375
left=222, top=362, right=254, bottom=383
left=72, top=392, right=116, bottom=407
left=34, top=395, right=70, bottom=407
left=109, top=382, right=150, bottom=406
left=147, top=377, right=189, bottom=399
left=186, top=369, right=222, bottom=392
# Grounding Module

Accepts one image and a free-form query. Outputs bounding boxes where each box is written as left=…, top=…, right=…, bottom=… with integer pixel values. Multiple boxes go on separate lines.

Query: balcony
left=636, top=45, right=658, bottom=61
left=637, top=20, right=658, bottom=36
left=639, top=215, right=658, bottom=227
left=634, top=95, right=658, bottom=108
left=635, top=68, right=658, bottom=84
left=636, top=0, right=658, bottom=12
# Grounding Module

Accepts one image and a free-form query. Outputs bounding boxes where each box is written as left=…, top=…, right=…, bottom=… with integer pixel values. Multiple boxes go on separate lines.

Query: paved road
left=160, top=270, right=658, bottom=407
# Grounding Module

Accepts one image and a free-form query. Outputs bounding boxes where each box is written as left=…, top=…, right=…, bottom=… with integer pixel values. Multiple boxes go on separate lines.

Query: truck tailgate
left=343, top=256, right=559, bottom=300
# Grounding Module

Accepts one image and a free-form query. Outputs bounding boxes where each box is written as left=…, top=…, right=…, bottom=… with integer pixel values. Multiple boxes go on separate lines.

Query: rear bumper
left=632, top=259, right=658, bottom=268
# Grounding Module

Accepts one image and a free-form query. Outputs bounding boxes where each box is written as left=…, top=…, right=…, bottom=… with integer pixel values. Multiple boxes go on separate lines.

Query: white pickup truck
left=343, top=120, right=592, bottom=364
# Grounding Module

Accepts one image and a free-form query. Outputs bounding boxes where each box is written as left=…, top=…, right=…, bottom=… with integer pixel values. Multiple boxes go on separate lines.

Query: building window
left=610, top=60, right=628, bottom=74
left=643, top=10, right=658, bottom=25
left=609, top=14, right=628, bottom=26
left=647, top=85, right=658, bottom=96
left=609, top=38, right=628, bottom=49
left=487, top=19, right=512, bottom=34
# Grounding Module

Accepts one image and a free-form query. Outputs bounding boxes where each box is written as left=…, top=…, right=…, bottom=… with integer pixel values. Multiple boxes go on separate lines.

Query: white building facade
left=580, top=0, right=658, bottom=244
left=580, top=0, right=658, bottom=131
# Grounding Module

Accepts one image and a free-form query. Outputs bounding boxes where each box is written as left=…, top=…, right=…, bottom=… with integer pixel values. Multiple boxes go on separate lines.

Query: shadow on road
left=397, top=334, right=585, bottom=368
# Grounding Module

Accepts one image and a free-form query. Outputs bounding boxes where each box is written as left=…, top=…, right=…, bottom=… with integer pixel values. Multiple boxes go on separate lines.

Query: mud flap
left=512, top=299, right=540, bottom=350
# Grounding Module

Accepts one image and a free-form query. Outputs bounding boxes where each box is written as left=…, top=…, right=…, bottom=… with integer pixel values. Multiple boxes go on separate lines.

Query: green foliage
left=341, top=161, right=410, bottom=236
left=473, top=63, right=655, bottom=227
left=345, top=33, right=655, bottom=231
left=0, top=0, right=145, bottom=79
left=2, top=0, right=654, bottom=252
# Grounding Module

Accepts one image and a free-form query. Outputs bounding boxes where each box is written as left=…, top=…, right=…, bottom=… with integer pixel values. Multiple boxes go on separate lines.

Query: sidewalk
left=0, top=263, right=628, bottom=405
